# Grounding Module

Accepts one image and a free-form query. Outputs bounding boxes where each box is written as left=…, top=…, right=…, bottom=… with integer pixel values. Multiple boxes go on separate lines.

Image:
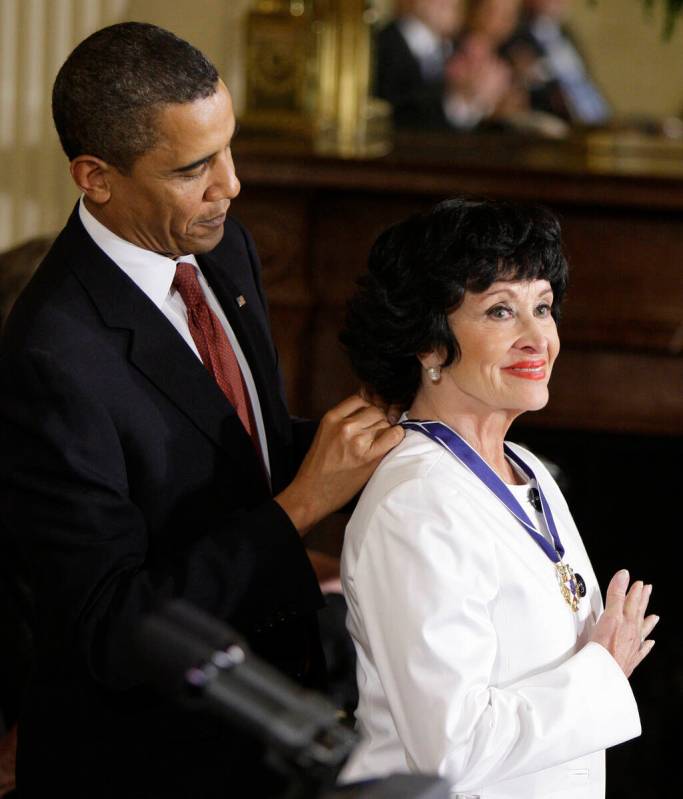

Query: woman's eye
left=487, top=305, right=512, bottom=319
left=535, top=303, right=552, bottom=317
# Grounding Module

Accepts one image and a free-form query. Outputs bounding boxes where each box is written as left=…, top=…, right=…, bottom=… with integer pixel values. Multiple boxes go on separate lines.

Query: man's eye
left=182, top=163, right=208, bottom=180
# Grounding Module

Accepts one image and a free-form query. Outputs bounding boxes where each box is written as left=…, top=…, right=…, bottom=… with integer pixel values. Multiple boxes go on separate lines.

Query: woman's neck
left=408, top=397, right=522, bottom=484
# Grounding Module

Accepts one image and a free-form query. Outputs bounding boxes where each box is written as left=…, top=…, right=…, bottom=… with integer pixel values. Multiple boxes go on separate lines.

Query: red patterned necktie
left=173, top=262, right=260, bottom=454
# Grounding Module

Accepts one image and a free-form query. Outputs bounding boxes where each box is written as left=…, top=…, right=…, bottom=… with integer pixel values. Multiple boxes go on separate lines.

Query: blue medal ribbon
left=402, top=420, right=582, bottom=609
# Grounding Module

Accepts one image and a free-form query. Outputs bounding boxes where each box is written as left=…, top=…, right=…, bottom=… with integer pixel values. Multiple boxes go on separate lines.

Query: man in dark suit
left=0, top=22, right=403, bottom=798
left=375, top=0, right=511, bottom=131
left=375, top=2, right=458, bottom=130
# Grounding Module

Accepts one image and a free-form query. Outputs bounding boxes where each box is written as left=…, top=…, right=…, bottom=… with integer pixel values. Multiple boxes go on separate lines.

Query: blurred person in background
left=458, top=0, right=529, bottom=120
left=375, top=0, right=512, bottom=131
left=502, top=0, right=611, bottom=125
left=460, top=0, right=571, bottom=136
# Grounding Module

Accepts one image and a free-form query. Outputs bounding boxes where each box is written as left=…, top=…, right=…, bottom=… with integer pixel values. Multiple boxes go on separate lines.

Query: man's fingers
left=386, top=404, right=402, bottom=425
left=363, top=418, right=392, bottom=434
left=326, top=393, right=371, bottom=421
left=331, top=399, right=399, bottom=441
left=337, top=391, right=405, bottom=423
left=369, top=423, right=405, bottom=457
left=346, top=404, right=388, bottom=427
left=604, top=569, right=629, bottom=612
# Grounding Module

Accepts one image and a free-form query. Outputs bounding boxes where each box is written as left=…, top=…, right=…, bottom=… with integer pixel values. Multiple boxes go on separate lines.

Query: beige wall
left=0, top=0, right=130, bottom=251
left=570, top=0, right=683, bottom=118
left=1, top=0, right=682, bottom=250
left=127, top=0, right=249, bottom=110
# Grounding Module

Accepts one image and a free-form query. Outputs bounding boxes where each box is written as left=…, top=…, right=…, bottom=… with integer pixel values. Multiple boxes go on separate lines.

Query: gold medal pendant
left=555, top=561, right=580, bottom=612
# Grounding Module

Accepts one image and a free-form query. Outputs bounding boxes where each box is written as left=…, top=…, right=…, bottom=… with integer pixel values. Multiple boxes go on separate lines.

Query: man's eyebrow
left=173, top=155, right=212, bottom=174
left=172, top=125, right=240, bottom=174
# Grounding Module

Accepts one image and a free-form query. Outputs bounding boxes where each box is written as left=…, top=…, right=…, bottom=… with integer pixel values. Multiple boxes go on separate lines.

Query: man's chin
left=185, top=224, right=225, bottom=255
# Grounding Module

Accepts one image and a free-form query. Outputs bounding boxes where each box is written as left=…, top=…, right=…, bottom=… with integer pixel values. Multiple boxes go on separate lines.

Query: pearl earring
left=427, top=366, right=441, bottom=383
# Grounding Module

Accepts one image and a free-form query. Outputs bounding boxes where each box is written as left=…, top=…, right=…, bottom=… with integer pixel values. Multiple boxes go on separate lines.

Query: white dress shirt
left=78, top=198, right=271, bottom=477
left=399, top=16, right=452, bottom=78
left=341, top=427, right=640, bottom=797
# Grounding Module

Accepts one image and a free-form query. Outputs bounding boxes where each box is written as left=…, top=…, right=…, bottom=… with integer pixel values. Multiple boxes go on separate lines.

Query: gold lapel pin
left=236, top=295, right=246, bottom=308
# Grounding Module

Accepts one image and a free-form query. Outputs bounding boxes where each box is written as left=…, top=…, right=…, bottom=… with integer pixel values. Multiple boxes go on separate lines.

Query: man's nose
left=205, top=152, right=240, bottom=203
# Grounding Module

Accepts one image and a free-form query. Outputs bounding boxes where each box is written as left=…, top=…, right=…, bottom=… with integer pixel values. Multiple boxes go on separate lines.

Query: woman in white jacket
left=339, top=198, right=658, bottom=798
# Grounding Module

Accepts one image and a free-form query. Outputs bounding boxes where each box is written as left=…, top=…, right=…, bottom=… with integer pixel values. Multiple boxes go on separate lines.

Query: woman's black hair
left=340, top=197, right=569, bottom=409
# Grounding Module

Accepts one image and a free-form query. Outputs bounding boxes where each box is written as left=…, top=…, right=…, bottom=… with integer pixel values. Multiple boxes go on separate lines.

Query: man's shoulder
left=376, top=19, right=410, bottom=55
left=1, top=216, right=119, bottom=356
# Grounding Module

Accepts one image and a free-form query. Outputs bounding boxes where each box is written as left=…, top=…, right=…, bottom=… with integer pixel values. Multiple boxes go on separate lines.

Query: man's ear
left=69, top=155, right=114, bottom=205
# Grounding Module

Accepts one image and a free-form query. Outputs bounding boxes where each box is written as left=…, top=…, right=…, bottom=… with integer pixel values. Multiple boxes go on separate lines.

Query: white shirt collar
left=78, top=196, right=196, bottom=311
left=398, top=14, right=444, bottom=60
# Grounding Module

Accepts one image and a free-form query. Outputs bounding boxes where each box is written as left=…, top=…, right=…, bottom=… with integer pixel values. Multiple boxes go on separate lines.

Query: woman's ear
left=417, top=350, right=444, bottom=370
left=69, top=155, right=113, bottom=205
left=418, top=348, right=447, bottom=386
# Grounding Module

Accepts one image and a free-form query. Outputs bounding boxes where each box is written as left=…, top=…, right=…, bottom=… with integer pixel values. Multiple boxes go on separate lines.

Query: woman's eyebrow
left=479, top=285, right=554, bottom=300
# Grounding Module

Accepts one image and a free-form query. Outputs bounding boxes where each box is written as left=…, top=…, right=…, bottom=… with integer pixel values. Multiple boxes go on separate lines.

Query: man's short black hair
left=52, top=21, right=220, bottom=172
left=340, top=197, right=569, bottom=409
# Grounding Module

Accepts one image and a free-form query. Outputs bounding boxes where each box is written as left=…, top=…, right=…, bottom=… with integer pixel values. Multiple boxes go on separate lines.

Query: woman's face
left=434, top=279, right=560, bottom=416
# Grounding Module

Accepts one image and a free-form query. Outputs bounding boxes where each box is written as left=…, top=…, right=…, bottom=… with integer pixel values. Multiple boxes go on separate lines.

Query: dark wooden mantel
left=233, top=130, right=683, bottom=436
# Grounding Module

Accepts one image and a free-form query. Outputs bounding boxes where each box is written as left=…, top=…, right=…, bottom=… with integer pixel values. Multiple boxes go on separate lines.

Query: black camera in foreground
left=135, top=600, right=449, bottom=799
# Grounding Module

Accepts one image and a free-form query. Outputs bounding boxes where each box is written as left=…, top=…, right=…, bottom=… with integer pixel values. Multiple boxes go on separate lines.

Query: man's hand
left=590, top=569, right=659, bottom=678
left=275, top=394, right=404, bottom=535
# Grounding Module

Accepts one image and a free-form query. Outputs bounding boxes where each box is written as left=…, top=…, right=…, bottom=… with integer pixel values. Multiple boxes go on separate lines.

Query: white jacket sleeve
left=347, top=475, right=640, bottom=790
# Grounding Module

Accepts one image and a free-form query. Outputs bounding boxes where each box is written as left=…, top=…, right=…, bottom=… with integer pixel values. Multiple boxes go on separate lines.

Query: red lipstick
left=501, top=360, right=547, bottom=381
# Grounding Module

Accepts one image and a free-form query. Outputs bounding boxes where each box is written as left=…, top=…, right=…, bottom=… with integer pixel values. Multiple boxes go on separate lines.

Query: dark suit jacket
left=374, top=21, right=452, bottom=131
left=0, top=207, right=324, bottom=797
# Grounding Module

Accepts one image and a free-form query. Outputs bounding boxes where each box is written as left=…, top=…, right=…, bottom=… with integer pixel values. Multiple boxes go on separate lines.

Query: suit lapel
left=64, top=212, right=262, bottom=472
